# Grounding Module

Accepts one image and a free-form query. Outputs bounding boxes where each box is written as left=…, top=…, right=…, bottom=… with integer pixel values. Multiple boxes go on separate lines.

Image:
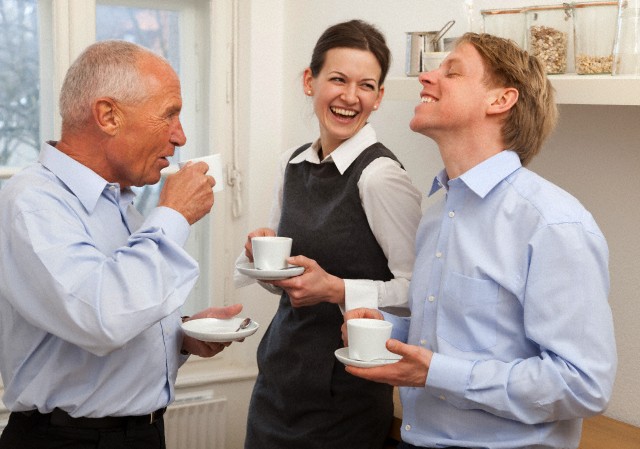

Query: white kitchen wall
left=5, top=3, right=634, bottom=448
left=229, top=0, right=640, bottom=435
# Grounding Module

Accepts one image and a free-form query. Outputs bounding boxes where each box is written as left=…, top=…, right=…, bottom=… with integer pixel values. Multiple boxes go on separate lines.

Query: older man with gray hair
left=0, top=40, right=239, bottom=449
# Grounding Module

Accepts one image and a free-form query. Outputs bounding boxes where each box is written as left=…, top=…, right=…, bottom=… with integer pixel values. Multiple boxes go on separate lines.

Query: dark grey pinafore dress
left=244, top=143, right=399, bottom=449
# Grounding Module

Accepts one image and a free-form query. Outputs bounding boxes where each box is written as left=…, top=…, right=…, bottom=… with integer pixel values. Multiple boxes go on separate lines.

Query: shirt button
left=405, top=424, right=411, bottom=431
left=420, top=339, right=427, bottom=346
left=428, top=295, right=435, bottom=302
left=435, top=251, right=443, bottom=258
left=448, top=211, right=455, bottom=218
left=439, top=395, right=446, bottom=401
left=109, top=185, right=116, bottom=191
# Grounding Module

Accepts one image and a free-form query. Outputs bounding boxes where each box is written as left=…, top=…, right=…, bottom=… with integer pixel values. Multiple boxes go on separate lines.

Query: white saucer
left=236, top=262, right=304, bottom=280
left=334, top=347, right=401, bottom=368
left=182, top=317, right=259, bottom=342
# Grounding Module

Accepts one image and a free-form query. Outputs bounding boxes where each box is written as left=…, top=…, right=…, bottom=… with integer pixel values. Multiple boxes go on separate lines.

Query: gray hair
left=59, top=40, right=167, bottom=129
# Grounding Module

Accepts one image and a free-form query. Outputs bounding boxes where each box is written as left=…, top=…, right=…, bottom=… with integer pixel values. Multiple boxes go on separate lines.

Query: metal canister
left=405, top=20, right=455, bottom=76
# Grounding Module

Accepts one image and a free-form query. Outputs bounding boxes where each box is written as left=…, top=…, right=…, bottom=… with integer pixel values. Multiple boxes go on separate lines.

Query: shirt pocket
left=437, top=271, right=499, bottom=352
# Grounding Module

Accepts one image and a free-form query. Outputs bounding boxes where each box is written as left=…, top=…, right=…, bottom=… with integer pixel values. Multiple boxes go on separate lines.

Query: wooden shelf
left=384, top=75, right=640, bottom=106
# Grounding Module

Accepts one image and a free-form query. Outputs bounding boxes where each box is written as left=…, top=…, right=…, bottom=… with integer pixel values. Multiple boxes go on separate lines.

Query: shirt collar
left=429, top=150, right=522, bottom=198
left=288, top=123, right=377, bottom=175
left=39, top=142, right=132, bottom=213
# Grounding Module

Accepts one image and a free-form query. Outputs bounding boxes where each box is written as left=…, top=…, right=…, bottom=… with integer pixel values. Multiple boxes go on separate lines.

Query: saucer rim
left=236, top=262, right=304, bottom=280
left=182, top=317, right=260, bottom=342
left=334, top=347, right=401, bottom=368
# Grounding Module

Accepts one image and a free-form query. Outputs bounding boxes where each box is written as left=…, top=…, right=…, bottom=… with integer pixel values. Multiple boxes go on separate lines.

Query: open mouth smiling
left=420, top=95, right=438, bottom=104
left=330, top=106, right=358, bottom=118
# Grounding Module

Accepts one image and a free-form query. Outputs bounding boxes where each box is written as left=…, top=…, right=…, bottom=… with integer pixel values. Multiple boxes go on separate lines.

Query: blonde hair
left=59, top=40, right=168, bottom=129
left=456, top=33, right=558, bottom=166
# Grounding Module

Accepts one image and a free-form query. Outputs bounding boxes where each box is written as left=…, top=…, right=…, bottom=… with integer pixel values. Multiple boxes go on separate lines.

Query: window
left=0, top=0, right=40, bottom=178
left=0, top=0, right=234, bottom=314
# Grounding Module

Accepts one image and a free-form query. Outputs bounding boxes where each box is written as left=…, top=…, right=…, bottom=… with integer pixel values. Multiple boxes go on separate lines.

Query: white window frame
left=1, top=0, right=236, bottom=313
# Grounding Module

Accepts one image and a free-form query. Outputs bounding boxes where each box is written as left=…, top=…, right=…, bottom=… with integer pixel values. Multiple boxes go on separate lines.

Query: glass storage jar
left=613, top=0, right=640, bottom=75
left=481, top=7, right=527, bottom=49
left=573, top=1, right=618, bottom=74
left=526, top=4, right=573, bottom=74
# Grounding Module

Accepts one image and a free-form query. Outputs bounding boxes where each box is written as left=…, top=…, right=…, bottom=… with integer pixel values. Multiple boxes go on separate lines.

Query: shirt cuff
left=179, top=352, right=190, bottom=365
left=426, top=352, right=475, bottom=408
left=233, top=251, right=255, bottom=288
left=343, top=279, right=379, bottom=313
left=143, top=206, right=191, bottom=247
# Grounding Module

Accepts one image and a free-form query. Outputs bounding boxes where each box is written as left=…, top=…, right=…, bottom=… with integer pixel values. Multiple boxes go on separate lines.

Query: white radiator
left=165, top=396, right=227, bottom=449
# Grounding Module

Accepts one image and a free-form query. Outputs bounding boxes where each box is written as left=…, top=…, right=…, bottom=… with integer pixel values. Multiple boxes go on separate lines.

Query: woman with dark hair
left=236, top=20, right=422, bottom=448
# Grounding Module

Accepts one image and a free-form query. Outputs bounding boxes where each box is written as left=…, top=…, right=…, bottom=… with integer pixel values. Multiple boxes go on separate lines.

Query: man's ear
left=93, top=97, right=121, bottom=136
left=487, top=87, right=519, bottom=115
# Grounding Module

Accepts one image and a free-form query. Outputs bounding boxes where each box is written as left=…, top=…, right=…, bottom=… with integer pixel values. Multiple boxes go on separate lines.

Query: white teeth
left=421, top=96, right=438, bottom=103
left=331, top=107, right=357, bottom=117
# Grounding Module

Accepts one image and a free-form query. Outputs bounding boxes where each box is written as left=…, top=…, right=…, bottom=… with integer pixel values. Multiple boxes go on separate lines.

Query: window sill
left=176, top=357, right=258, bottom=389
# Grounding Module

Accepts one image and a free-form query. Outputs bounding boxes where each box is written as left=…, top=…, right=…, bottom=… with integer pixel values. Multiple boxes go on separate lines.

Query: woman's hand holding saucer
left=267, top=255, right=345, bottom=308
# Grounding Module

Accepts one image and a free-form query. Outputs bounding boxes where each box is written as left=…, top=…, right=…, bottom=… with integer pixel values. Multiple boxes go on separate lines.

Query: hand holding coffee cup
left=347, top=318, right=393, bottom=362
left=160, top=164, right=215, bottom=225
left=251, top=236, right=293, bottom=270
left=178, top=153, right=224, bottom=192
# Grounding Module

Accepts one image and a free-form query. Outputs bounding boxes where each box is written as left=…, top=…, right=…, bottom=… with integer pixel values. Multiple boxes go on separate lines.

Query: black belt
left=399, top=444, right=467, bottom=449
left=20, top=407, right=166, bottom=429
left=398, top=441, right=462, bottom=449
left=404, top=446, right=467, bottom=449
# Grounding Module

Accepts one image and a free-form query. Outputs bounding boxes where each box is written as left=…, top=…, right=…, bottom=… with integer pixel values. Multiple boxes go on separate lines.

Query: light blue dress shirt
left=0, top=142, right=198, bottom=417
left=384, top=151, right=616, bottom=449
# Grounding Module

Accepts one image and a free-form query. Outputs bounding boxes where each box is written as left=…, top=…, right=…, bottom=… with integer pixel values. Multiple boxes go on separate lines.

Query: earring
left=373, top=105, right=378, bottom=110
left=307, top=90, right=312, bottom=95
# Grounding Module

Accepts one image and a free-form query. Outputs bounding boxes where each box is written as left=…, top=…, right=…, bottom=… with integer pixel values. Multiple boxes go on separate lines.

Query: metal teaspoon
left=235, top=317, right=252, bottom=332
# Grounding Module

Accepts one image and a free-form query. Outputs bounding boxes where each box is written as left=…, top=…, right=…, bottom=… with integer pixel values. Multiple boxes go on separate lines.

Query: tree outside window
left=0, top=0, right=40, bottom=168
left=0, top=1, right=180, bottom=216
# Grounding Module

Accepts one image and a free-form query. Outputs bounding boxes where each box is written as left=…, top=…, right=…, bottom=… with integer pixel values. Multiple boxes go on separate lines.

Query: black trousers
left=0, top=410, right=166, bottom=449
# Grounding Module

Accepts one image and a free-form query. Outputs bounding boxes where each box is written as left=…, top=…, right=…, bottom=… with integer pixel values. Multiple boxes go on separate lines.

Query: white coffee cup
left=347, top=318, right=393, bottom=362
left=251, top=236, right=292, bottom=271
left=178, top=153, right=224, bottom=192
